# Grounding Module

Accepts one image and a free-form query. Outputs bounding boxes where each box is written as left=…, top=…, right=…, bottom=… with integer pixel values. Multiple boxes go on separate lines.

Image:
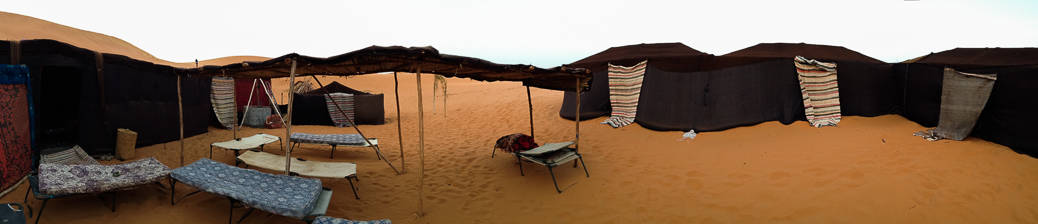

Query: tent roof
left=569, top=43, right=710, bottom=68
left=187, top=45, right=591, bottom=91
left=304, top=81, right=372, bottom=95
left=911, top=47, right=1038, bottom=67
left=722, top=43, right=885, bottom=64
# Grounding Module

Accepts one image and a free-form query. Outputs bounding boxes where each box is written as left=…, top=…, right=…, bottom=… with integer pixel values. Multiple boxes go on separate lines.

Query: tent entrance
left=35, top=66, right=82, bottom=149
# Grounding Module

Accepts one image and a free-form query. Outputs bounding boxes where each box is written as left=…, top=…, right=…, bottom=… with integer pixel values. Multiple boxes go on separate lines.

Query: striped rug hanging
left=210, top=77, right=235, bottom=129
left=602, top=60, right=647, bottom=128
left=324, top=93, right=356, bottom=127
left=794, top=56, right=841, bottom=127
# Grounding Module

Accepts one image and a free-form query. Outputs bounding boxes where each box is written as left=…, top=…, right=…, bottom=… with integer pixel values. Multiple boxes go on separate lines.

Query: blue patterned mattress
left=38, top=157, right=170, bottom=195
left=171, top=158, right=322, bottom=219
left=312, top=216, right=392, bottom=224
left=290, top=133, right=366, bottom=145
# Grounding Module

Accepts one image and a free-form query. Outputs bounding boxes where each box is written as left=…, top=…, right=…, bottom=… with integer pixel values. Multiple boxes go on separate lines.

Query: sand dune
left=0, top=11, right=269, bottom=67
left=2, top=10, right=1037, bottom=224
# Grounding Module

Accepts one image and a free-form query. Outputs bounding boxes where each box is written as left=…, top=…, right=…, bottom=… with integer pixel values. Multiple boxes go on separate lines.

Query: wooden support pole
left=526, top=85, right=535, bottom=139
left=575, top=78, right=581, bottom=151
left=311, top=75, right=399, bottom=174
left=393, top=72, right=405, bottom=172
left=284, top=59, right=297, bottom=175
left=177, top=75, right=185, bottom=166
left=229, top=71, right=238, bottom=139
left=416, top=67, right=426, bottom=217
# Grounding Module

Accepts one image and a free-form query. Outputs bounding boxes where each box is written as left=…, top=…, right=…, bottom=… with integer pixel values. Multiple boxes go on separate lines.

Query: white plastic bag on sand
left=680, top=129, right=697, bottom=141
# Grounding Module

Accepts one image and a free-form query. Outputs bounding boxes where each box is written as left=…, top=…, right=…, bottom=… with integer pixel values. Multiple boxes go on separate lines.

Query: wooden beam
left=575, top=78, right=581, bottom=152
left=229, top=71, right=238, bottom=139
left=416, top=67, right=426, bottom=217
left=526, top=85, right=535, bottom=139
left=177, top=75, right=185, bottom=166
left=394, top=72, right=405, bottom=172
left=284, top=59, right=297, bottom=175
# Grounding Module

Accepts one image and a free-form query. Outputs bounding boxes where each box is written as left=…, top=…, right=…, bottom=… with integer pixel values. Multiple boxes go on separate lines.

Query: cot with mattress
left=237, top=151, right=361, bottom=199
left=25, top=146, right=171, bottom=224
left=210, top=133, right=283, bottom=165
left=289, top=133, right=381, bottom=159
left=311, top=216, right=391, bottom=224
left=170, top=158, right=332, bottom=223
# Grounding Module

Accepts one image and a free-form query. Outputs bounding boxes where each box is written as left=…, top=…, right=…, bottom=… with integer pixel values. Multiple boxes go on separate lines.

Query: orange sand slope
left=4, top=74, right=1037, bottom=224
left=0, top=11, right=268, bottom=67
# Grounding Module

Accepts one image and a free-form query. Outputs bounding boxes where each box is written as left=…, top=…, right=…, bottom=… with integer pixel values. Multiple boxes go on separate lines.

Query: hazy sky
left=6, top=0, right=1038, bottom=67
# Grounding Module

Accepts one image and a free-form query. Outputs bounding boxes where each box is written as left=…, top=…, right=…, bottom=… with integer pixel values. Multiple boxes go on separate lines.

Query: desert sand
left=0, top=11, right=269, bottom=67
left=2, top=74, right=1037, bottom=223
left=3, top=10, right=1038, bottom=224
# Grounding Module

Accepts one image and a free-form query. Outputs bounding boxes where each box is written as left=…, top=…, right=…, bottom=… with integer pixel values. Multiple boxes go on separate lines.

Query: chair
left=236, top=151, right=361, bottom=199
left=513, top=142, right=590, bottom=193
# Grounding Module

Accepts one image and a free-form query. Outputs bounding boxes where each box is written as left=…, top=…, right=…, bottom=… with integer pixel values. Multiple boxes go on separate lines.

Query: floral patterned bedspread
left=38, top=157, right=170, bottom=195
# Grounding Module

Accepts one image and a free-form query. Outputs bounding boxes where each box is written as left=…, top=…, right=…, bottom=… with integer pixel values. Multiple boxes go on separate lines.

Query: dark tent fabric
left=188, top=46, right=591, bottom=92
left=1, top=39, right=210, bottom=154
left=280, top=81, right=385, bottom=126
left=722, top=43, right=885, bottom=64
left=895, top=56, right=1038, bottom=154
left=912, top=48, right=1038, bottom=68
left=235, top=78, right=273, bottom=111
left=561, top=43, right=713, bottom=119
left=0, top=65, right=34, bottom=193
left=562, top=43, right=896, bottom=132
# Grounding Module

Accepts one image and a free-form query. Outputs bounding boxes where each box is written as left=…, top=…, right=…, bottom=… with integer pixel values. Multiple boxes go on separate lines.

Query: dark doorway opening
left=34, top=66, right=82, bottom=149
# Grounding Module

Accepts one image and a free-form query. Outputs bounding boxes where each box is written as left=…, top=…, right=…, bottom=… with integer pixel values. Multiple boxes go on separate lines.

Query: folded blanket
left=494, top=133, right=539, bottom=153
left=38, top=157, right=170, bottom=195
left=794, top=56, right=841, bottom=127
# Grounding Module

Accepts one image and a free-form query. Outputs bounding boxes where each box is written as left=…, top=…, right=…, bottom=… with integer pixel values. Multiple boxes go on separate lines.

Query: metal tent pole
left=177, top=75, right=185, bottom=166
left=239, top=79, right=258, bottom=128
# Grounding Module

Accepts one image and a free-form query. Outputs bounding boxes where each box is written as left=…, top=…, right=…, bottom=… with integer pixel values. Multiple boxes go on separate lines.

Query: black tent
left=560, top=43, right=711, bottom=119
left=280, top=81, right=386, bottom=126
left=561, top=43, right=897, bottom=132
left=894, top=48, right=1038, bottom=154
left=1, top=39, right=210, bottom=154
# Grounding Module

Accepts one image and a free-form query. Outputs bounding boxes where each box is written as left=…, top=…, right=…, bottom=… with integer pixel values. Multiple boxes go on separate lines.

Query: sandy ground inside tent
left=4, top=74, right=1038, bottom=224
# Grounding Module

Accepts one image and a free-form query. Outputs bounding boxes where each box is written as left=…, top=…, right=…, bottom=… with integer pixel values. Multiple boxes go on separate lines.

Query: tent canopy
left=912, top=47, right=1038, bottom=68
left=723, top=43, right=885, bottom=64
left=569, top=42, right=711, bottom=69
left=186, top=46, right=591, bottom=91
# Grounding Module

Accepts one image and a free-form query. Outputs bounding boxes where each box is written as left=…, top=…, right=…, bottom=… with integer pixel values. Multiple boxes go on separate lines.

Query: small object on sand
left=882, top=138, right=886, bottom=143
left=680, top=129, right=697, bottom=141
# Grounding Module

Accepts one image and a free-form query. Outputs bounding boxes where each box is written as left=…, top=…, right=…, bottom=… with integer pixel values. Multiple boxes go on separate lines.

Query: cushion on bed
left=290, top=133, right=366, bottom=145
left=312, top=216, right=392, bottom=224
left=171, top=158, right=322, bottom=219
left=38, top=157, right=170, bottom=195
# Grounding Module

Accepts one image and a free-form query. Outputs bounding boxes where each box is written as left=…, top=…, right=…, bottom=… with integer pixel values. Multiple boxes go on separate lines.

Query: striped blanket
left=602, top=60, right=647, bottom=128
left=211, top=77, right=236, bottom=129
left=794, top=56, right=841, bottom=127
left=915, top=68, right=997, bottom=141
left=324, top=93, right=356, bottom=127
